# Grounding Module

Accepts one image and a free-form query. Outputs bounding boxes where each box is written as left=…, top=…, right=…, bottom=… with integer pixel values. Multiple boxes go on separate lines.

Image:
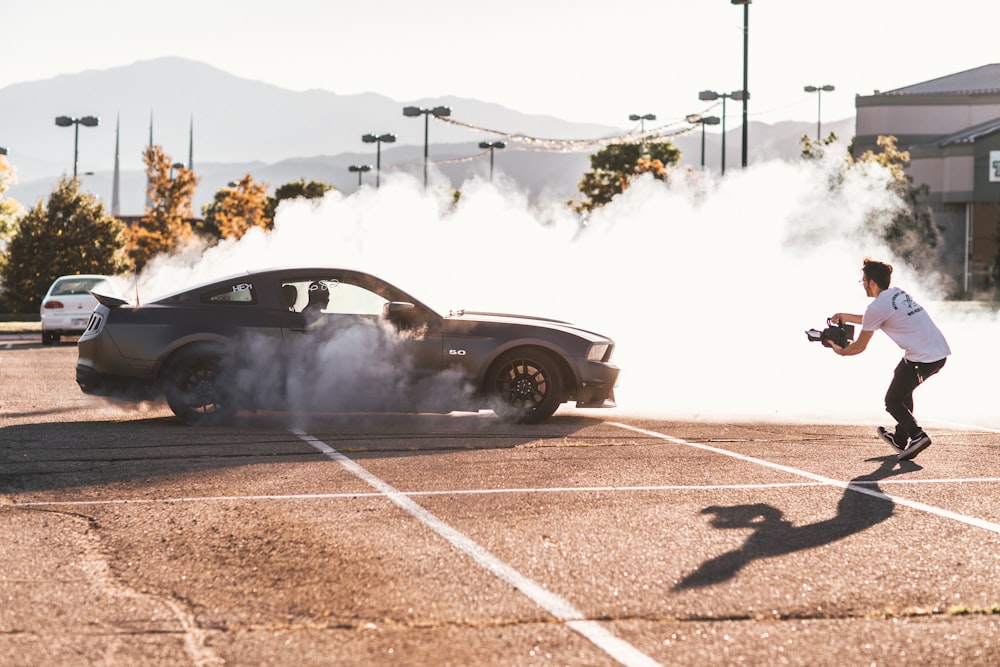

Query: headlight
left=586, top=343, right=610, bottom=362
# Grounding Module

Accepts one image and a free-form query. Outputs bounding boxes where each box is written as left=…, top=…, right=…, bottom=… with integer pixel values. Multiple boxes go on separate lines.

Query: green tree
left=126, top=145, right=198, bottom=271
left=0, top=152, right=24, bottom=248
left=802, top=134, right=941, bottom=271
left=858, top=136, right=940, bottom=270
left=799, top=132, right=840, bottom=160
left=197, top=174, right=271, bottom=242
left=266, top=178, right=335, bottom=221
left=0, top=176, right=129, bottom=313
left=574, top=142, right=681, bottom=212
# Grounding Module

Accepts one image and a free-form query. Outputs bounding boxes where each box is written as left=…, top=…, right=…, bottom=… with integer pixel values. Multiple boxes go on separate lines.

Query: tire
left=486, top=348, right=564, bottom=424
left=41, top=332, right=59, bottom=345
left=162, top=346, right=236, bottom=425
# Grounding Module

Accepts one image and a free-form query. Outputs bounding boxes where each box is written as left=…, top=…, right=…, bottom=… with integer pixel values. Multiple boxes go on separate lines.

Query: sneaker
left=898, top=431, right=932, bottom=461
left=877, top=426, right=906, bottom=453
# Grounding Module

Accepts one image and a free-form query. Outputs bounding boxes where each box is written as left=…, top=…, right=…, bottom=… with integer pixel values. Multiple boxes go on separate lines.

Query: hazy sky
left=4, top=1, right=996, bottom=129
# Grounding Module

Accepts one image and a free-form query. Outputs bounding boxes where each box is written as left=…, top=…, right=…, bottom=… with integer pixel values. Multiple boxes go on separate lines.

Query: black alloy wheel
left=488, top=348, right=563, bottom=424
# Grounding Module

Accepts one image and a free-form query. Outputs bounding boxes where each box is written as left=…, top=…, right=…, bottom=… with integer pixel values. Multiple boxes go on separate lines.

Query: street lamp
left=686, top=114, right=721, bottom=168
left=169, top=162, right=185, bottom=179
left=348, top=164, right=372, bottom=188
left=698, top=90, right=747, bottom=175
left=478, top=141, right=506, bottom=182
left=732, top=0, right=751, bottom=168
left=361, top=132, right=396, bottom=188
left=628, top=113, right=656, bottom=134
left=403, top=105, right=451, bottom=188
left=55, top=115, right=100, bottom=178
left=804, top=85, right=836, bottom=140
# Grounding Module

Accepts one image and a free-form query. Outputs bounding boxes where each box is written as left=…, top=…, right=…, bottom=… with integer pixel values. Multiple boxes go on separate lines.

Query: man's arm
left=830, top=328, right=874, bottom=356
left=830, top=312, right=863, bottom=325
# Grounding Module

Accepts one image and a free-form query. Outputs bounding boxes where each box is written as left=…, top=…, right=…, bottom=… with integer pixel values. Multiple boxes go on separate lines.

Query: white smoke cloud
left=131, top=155, right=1000, bottom=430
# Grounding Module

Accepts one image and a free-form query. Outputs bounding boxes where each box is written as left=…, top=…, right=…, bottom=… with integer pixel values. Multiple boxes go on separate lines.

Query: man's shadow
left=673, top=455, right=917, bottom=590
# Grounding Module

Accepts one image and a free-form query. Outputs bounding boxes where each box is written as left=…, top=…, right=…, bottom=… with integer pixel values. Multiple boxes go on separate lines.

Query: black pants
left=884, top=357, right=946, bottom=440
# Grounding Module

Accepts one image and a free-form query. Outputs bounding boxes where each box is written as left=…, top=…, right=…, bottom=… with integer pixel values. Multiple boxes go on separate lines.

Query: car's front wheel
left=162, top=346, right=236, bottom=425
left=487, top=348, right=563, bottom=424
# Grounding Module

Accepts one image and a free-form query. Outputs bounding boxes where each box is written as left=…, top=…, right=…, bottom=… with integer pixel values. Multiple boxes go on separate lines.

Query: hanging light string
left=435, top=111, right=714, bottom=153
left=381, top=103, right=723, bottom=170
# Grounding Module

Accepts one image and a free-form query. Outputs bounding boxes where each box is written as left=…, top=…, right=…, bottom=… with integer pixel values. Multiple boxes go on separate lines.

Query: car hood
left=446, top=309, right=610, bottom=342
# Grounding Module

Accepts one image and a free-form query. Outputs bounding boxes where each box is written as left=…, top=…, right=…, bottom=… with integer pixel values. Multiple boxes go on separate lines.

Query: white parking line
left=291, top=428, right=662, bottom=667
left=16, top=478, right=1000, bottom=509
left=926, top=418, right=1000, bottom=434
left=609, top=422, right=1000, bottom=535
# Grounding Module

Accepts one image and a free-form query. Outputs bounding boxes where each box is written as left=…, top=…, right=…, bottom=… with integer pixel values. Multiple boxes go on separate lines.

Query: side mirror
left=383, top=301, right=421, bottom=328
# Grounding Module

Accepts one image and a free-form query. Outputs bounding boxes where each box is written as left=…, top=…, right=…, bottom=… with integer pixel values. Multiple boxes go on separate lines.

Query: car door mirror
left=384, top=301, right=418, bottom=326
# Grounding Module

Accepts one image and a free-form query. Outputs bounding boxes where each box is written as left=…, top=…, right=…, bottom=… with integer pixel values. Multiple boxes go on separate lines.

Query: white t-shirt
left=862, top=287, right=951, bottom=362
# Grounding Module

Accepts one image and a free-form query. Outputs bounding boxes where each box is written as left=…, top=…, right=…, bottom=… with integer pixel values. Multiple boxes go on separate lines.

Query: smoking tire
left=162, top=345, right=236, bottom=425
left=487, top=348, right=563, bottom=424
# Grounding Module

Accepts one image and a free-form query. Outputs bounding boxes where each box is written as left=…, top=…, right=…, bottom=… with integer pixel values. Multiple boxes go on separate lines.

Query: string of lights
left=436, top=112, right=709, bottom=153
left=381, top=104, right=723, bottom=170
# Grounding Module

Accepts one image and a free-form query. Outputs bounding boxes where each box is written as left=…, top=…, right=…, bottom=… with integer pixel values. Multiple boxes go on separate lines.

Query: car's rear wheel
left=487, top=348, right=563, bottom=424
left=162, top=346, right=236, bottom=425
left=41, top=332, right=59, bottom=345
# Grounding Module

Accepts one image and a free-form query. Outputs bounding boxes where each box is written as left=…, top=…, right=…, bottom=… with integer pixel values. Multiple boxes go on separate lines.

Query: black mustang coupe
left=77, top=268, right=619, bottom=425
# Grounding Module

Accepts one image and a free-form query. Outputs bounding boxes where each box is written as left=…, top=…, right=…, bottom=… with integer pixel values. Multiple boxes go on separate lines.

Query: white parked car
left=40, top=274, right=115, bottom=345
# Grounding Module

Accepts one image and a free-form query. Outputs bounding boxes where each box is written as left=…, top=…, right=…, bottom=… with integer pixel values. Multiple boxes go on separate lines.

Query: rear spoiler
left=92, top=292, right=129, bottom=308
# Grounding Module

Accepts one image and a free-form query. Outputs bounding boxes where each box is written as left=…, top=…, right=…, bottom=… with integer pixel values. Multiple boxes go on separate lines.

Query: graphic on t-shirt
left=890, top=290, right=923, bottom=316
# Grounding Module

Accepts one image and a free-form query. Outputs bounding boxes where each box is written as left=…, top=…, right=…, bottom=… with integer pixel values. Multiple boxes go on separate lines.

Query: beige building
left=853, top=63, right=1000, bottom=296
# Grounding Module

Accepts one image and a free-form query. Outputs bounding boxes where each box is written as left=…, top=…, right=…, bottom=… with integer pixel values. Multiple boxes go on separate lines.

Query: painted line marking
left=608, top=421, right=1000, bottom=535
left=925, top=418, right=1000, bottom=434
left=291, top=428, right=661, bottom=667
left=14, top=477, right=1000, bottom=508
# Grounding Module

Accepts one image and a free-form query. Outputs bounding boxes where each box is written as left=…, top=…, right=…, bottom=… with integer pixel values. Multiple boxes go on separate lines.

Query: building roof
left=883, top=63, right=1000, bottom=96
left=931, top=116, right=1000, bottom=147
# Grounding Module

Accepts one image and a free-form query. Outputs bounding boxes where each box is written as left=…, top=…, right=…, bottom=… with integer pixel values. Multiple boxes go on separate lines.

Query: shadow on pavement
left=673, top=454, right=918, bottom=590
left=0, top=411, right=605, bottom=497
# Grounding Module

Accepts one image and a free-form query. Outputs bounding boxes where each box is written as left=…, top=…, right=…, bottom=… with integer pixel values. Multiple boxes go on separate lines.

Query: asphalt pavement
left=2, top=343, right=999, bottom=666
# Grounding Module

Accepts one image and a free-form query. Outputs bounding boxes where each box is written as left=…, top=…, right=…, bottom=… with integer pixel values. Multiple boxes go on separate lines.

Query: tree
left=266, top=178, right=335, bottom=221
left=799, top=132, right=840, bottom=160
left=126, top=145, right=198, bottom=271
left=0, top=152, right=24, bottom=249
left=0, top=176, right=129, bottom=313
left=574, top=142, right=681, bottom=212
left=857, top=136, right=940, bottom=270
left=802, top=134, right=941, bottom=272
left=197, top=174, right=271, bottom=242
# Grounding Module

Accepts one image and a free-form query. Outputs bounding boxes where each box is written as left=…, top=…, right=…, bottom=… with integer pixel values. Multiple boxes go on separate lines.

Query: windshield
left=52, top=277, right=109, bottom=296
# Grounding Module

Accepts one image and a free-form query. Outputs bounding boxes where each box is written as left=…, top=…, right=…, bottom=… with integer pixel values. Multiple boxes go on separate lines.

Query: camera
left=806, top=319, right=855, bottom=348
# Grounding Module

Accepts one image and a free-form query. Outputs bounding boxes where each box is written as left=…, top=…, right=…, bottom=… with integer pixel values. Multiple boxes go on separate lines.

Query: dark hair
left=862, top=257, right=892, bottom=290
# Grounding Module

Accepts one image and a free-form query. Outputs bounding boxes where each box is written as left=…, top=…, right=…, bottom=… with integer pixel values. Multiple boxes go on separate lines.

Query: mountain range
left=0, top=57, right=854, bottom=213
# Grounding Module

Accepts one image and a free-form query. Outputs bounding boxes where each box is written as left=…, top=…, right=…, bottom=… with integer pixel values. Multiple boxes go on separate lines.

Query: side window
left=203, top=282, right=256, bottom=304
left=286, top=278, right=387, bottom=315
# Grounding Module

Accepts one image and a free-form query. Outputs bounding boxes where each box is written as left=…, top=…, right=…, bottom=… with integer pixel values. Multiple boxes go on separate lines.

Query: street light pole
left=55, top=115, right=100, bottom=178
left=628, top=113, right=657, bottom=154
left=403, top=105, right=451, bottom=188
left=362, top=133, right=396, bottom=188
left=478, top=141, right=506, bottom=181
left=732, top=0, right=751, bottom=168
left=348, top=164, right=372, bottom=189
left=686, top=115, right=721, bottom=168
left=628, top=113, right=656, bottom=135
left=804, top=85, right=835, bottom=140
left=698, top=90, right=745, bottom=175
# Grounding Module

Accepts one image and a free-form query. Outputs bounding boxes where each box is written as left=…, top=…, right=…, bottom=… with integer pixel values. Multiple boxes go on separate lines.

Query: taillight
left=79, top=308, right=108, bottom=341
left=42, top=300, right=65, bottom=310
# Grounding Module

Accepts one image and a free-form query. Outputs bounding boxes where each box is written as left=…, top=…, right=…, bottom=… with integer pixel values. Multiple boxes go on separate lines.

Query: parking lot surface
left=2, top=342, right=999, bottom=665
